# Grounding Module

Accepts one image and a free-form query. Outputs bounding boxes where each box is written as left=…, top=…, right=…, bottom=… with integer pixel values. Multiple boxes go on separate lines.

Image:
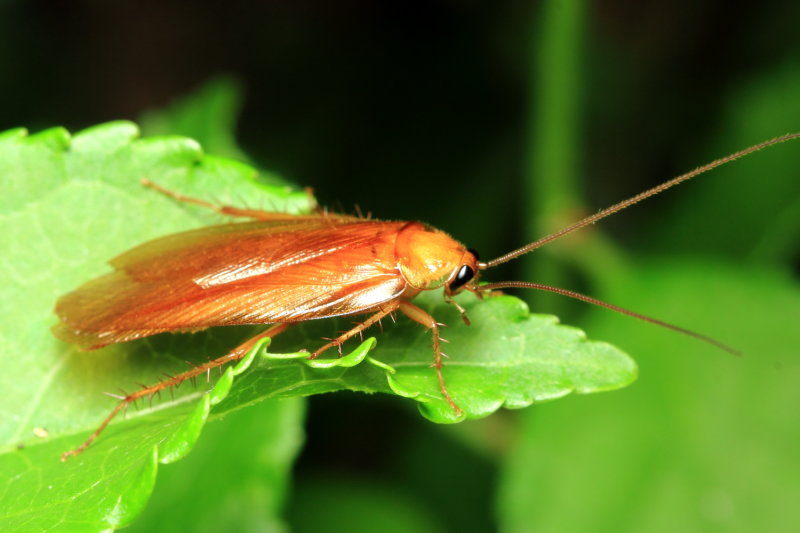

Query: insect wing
left=54, top=218, right=408, bottom=348
left=108, top=215, right=355, bottom=281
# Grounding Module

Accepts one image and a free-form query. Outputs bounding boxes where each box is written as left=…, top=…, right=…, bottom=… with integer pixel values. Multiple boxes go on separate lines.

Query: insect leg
left=398, top=301, right=463, bottom=416
left=444, top=294, right=471, bottom=326
left=61, top=323, right=290, bottom=461
left=310, top=302, right=400, bottom=358
left=141, top=178, right=305, bottom=220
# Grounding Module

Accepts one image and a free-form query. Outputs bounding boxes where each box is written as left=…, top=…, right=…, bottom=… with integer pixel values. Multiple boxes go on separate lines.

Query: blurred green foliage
left=1, top=0, right=798, bottom=531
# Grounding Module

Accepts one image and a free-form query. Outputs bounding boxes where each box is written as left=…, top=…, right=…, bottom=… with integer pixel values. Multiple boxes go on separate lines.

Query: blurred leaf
left=498, top=260, right=800, bottom=533
left=0, top=122, right=635, bottom=530
left=127, top=398, right=305, bottom=533
left=652, top=63, right=800, bottom=264
left=140, top=76, right=249, bottom=164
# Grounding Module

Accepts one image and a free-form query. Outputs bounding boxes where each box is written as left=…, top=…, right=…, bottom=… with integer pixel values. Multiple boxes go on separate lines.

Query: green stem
left=525, top=0, right=586, bottom=311
left=528, top=0, right=585, bottom=234
left=525, top=0, right=632, bottom=303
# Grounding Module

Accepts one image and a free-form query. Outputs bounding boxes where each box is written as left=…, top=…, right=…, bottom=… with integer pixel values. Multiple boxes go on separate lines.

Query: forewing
left=54, top=218, right=408, bottom=348
left=110, top=214, right=360, bottom=282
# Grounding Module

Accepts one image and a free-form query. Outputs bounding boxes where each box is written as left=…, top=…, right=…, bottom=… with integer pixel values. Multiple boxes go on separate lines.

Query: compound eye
left=449, top=264, right=475, bottom=292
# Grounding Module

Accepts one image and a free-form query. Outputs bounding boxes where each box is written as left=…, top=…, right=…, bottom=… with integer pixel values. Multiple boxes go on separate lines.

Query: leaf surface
left=498, top=261, right=800, bottom=533
left=0, top=122, right=635, bottom=530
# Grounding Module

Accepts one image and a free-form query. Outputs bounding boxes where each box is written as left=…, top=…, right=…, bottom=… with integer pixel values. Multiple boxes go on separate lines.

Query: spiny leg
left=61, top=323, right=290, bottom=461
left=444, top=294, right=471, bottom=326
left=311, top=303, right=400, bottom=358
left=398, top=301, right=463, bottom=416
left=141, top=178, right=316, bottom=221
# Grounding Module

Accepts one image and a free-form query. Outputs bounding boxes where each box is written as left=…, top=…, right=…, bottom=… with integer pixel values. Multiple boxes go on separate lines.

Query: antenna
left=481, top=133, right=800, bottom=269
left=479, top=281, right=741, bottom=356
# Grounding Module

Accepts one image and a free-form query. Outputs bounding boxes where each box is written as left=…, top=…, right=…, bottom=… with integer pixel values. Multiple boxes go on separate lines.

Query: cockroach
left=54, top=133, right=799, bottom=461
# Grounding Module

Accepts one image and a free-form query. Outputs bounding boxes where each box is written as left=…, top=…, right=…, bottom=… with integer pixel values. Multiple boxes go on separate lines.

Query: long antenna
left=479, top=281, right=741, bottom=356
left=482, top=133, right=800, bottom=269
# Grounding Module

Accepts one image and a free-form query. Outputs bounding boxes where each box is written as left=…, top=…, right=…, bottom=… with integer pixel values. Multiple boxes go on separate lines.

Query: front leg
left=398, top=301, right=463, bottom=416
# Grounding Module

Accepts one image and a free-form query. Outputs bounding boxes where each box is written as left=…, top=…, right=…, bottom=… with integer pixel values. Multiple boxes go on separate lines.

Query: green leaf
left=198, top=289, right=637, bottom=425
left=0, top=122, right=635, bottom=530
left=126, top=398, right=305, bottom=533
left=498, top=261, right=800, bottom=532
left=140, top=76, right=257, bottom=168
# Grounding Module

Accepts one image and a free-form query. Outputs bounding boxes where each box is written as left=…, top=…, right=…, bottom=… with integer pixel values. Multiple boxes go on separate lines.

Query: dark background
left=4, top=1, right=798, bottom=531
left=4, top=1, right=798, bottom=257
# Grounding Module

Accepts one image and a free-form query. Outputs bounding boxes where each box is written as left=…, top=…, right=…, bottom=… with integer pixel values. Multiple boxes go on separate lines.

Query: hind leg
left=61, top=323, right=290, bottom=461
left=141, top=178, right=317, bottom=220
